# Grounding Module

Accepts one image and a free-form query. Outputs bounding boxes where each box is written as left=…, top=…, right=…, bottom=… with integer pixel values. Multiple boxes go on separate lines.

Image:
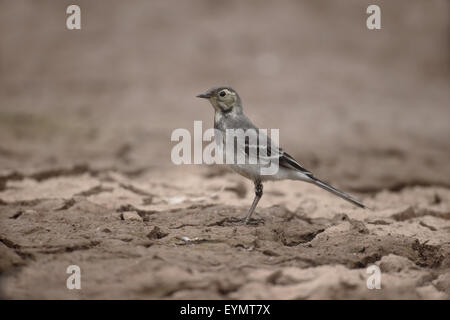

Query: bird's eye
left=219, top=91, right=226, bottom=97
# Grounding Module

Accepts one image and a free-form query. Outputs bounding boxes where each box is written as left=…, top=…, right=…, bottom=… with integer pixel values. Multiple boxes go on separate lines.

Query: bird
left=196, top=86, right=366, bottom=224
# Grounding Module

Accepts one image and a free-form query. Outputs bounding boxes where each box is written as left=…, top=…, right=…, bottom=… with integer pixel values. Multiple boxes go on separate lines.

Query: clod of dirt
left=274, top=224, right=325, bottom=246
left=262, top=249, right=280, bottom=257
left=411, top=239, right=444, bottom=268
left=9, top=210, right=23, bottom=219
left=147, top=226, right=168, bottom=240
left=419, top=221, right=437, bottom=231
left=121, top=211, right=143, bottom=222
left=54, top=198, right=76, bottom=211
left=116, top=204, right=156, bottom=221
left=141, top=197, right=153, bottom=205
left=348, top=219, right=369, bottom=234
left=376, top=254, right=418, bottom=272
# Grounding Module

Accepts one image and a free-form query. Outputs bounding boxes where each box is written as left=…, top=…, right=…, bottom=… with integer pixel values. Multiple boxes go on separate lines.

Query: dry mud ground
left=0, top=167, right=449, bottom=299
left=0, top=1, right=450, bottom=299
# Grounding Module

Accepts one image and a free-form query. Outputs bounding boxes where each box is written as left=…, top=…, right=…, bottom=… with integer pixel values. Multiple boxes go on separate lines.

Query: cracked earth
left=1, top=0, right=449, bottom=299
left=0, top=166, right=449, bottom=299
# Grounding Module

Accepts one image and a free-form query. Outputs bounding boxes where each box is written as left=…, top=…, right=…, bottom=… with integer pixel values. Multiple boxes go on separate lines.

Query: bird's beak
left=196, top=92, right=211, bottom=99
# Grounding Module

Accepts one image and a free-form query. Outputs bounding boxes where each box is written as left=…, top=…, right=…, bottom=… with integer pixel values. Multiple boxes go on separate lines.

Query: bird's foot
left=212, top=216, right=264, bottom=227
left=240, top=216, right=264, bottom=226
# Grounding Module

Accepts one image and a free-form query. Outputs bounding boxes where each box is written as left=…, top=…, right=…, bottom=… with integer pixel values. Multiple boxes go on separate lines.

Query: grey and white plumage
left=197, top=86, right=366, bottom=224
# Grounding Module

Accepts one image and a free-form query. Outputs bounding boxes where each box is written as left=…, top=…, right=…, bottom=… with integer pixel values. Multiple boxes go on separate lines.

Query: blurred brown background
left=1, top=0, right=449, bottom=191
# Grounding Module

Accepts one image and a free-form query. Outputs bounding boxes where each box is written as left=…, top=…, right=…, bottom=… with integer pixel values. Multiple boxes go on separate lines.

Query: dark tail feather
left=310, top=177, right=366, bottom=209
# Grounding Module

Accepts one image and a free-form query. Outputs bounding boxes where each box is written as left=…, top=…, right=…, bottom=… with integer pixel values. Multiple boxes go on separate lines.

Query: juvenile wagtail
left=197, top=86, right=366, bottom=224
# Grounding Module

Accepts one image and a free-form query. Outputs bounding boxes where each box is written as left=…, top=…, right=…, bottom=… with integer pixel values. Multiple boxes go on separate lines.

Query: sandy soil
left=0, top=1, right=449, bottom=299
left=0, top=167, right=449, bottom=299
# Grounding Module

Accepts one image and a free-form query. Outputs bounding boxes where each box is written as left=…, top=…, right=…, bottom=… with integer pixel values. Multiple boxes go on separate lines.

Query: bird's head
left=196, top=86, right=242, bottom=114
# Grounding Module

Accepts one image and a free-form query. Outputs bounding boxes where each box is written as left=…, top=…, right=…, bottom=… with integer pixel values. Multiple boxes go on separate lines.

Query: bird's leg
left=244, top=181, right=263, bottom=224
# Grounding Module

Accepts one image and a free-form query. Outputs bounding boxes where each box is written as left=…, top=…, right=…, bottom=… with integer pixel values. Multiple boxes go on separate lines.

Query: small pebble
left=147, top=226, right=168, bottom=239
left=121, top=211, right=143, bottom=222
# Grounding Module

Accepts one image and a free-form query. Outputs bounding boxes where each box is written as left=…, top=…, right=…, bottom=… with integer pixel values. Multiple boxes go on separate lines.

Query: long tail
left=309, top=176, right=366, bottom=209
